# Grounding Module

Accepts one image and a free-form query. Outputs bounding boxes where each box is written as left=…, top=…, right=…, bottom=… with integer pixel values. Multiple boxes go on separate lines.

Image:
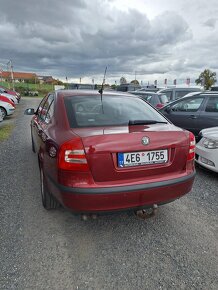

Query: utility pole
left=11, top=60, right=15, bottom=91
left=7, top=60, right=14, bottom=90
left=0, top=65, right=3, bottom=82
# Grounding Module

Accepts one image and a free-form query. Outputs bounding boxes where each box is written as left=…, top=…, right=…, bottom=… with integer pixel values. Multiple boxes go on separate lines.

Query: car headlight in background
left=203, top=137, right=218, bottom=149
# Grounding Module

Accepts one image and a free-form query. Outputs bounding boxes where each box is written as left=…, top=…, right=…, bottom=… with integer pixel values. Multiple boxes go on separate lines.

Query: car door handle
left=189, top=115, right=197, bottom=119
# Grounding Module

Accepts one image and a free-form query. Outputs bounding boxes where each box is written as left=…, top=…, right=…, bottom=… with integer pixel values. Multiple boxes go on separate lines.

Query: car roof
left=173, top=91, right=218, bottom=99
left=200, top=91, right=218, bottom=95
left=158, top=87, right=201, bottom=92
left=181, top=91, right=202, bottom=98
left=56, top=89, right=137, bottom=98
left=161, top=91, right=218, bottom=107
left=133, top=91, right=157, bottom=95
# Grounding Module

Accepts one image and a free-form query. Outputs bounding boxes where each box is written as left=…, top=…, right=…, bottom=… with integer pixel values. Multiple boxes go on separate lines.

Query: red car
left=0, top=86, right=20, bottom=102
left=131, top=91, right=169, bottom=109
left=25, top=90, right=195, bottom=216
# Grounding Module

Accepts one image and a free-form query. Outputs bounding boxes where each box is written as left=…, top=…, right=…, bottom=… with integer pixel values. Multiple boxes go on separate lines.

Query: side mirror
left=24, top=108, right=35, bottom=115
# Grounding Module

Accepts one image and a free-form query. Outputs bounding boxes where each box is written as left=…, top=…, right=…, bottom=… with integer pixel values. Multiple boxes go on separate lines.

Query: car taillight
left=156, top=103, right=164, bottom=109
left=187, top=132, right=195, bottom=160
left=58, top=138, right=89, bottom=171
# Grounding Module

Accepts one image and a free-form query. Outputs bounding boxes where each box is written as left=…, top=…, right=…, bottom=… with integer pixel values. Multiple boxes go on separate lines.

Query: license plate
left=118, top=150, right=168, bottom=167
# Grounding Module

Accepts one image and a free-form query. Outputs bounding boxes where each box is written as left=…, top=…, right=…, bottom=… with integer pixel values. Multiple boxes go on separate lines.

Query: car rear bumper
left=47, top=172, right=195, bottom=213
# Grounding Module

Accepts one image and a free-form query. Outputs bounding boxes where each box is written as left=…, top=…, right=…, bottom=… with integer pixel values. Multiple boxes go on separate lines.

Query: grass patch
left=0, top=123, right=14, bottom=142
left=0, top=81, right=54, bottom=98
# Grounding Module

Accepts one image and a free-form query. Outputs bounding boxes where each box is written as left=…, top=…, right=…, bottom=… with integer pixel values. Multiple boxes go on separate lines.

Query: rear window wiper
left=128, top=120, right=168, bottom=125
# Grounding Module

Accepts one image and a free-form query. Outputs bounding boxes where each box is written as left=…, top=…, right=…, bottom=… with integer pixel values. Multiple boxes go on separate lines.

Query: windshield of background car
left=64, top=95, right=168, bottom=128
left=160, top=90, right=172, bottom=101
left=140, top=95, right=152, bottom=102
left=159, top=94, right=169, bottom=104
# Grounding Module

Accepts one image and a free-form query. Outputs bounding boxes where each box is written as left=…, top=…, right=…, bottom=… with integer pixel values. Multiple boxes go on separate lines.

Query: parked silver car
left=158, top=87, right=202, bottom=102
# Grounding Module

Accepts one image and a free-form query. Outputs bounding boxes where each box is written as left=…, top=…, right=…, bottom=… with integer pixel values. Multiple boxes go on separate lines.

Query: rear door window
left=205, top=96, right=218, bottom=112
left=38, top=94, right=54, bottom=122
left=175, top=91, right=190, bottom=100
left=171, top=97, right=204, bottom=112
left=37, top=96, right=48, bottom=119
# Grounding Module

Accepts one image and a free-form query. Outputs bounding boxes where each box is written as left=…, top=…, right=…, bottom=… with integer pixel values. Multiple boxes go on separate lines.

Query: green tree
left=120, top=77, right=127, bottom=84
left=111, top=84, right=117, bottom=90
left=130, top=79, right=139, bottom=85
left=195, top=69, right=217, bottom=90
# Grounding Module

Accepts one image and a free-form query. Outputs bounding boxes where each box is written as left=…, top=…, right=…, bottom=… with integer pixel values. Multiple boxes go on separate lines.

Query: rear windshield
left=64, top=95, right=167, bottom=128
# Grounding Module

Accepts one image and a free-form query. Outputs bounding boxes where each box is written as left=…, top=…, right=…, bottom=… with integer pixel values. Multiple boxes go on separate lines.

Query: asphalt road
left=0, top=97, right=218, bottom=290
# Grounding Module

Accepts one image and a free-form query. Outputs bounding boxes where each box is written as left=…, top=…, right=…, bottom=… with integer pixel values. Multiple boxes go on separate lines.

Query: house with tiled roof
left=37, top=75, right=55, bottom=84
left=0, top=71, right=38, bottom=82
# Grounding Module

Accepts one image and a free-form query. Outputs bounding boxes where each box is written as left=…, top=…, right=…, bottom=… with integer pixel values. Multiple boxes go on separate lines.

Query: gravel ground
left=0, top=97, right=217, bottom=290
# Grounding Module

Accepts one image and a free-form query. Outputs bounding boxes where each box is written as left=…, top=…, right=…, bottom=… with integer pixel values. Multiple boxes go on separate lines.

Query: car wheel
left=40, top=166, right=60, bottom=210
left=0, top=107, right=7, bottom=119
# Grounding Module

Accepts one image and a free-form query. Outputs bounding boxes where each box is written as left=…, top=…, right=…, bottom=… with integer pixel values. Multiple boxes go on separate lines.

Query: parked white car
left=0, top=100, right=15, bottom=119
left=195, top=127, right=218, bottom=172
left=0, top=92, right=18, bottom=105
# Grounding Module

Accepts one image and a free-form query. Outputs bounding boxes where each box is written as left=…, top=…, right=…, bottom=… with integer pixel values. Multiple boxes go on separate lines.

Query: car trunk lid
left=72, top=124, right=189, bottom=183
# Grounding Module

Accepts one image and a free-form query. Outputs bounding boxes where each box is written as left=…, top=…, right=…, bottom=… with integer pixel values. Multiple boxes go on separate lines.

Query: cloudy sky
left=0, top=0, right=218, bottom=85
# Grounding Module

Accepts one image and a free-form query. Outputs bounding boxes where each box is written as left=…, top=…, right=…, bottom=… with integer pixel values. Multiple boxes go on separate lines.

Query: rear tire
left=40, top=167, right=60, bottom=210
left=0, top=107, right=7, bottom=120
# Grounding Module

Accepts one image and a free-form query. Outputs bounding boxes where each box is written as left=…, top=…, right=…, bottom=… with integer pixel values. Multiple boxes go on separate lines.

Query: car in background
left=158, top=87, right=202, bottom=102
left=24, top=90, right=195, bottom=215
left=195, top=127, right=218, bottom=172
left=131, top=91, right=169, bottom=109
left=210, top=86, right=218, bottom=91
left=67, top=83, right=97, bottom=90
left=116, top=83, right=141, bottom=92
left=159, top=91, right=218, bottom=138
left=0, top=95, right=15, bottom=108
left=135, top=85, right=160, bottom=92
left=0, top=86, right=20, bottom=102
left=24, top=90, right=39, bottom=96
left=0, top=99, right=15, bottom=119
left=0, top=90, right=18, bottom=105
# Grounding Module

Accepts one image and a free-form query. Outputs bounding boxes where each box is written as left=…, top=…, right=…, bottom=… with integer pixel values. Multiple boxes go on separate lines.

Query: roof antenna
left=98, top=66, right=107, bottom=99
left=98, top=66, right=107, bottom=114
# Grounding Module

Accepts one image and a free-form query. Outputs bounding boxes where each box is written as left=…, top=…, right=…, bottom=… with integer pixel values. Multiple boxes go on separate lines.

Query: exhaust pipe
left=81, top=214, right=98, bottom=221
left=81, top=214, right=88, bottom=221
left=135, top=204, right=158, bottom=220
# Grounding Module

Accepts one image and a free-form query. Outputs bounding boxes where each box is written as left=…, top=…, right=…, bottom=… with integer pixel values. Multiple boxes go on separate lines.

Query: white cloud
left=0, top=0, right=217, bottom=84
